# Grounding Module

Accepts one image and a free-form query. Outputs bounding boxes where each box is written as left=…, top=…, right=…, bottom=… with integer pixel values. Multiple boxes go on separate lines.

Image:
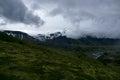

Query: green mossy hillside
left=0, top=33, right=120, bottom=80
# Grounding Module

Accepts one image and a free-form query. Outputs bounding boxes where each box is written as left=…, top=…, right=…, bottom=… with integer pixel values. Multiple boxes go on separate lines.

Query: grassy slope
left=0, top=33, right=120, bottom=80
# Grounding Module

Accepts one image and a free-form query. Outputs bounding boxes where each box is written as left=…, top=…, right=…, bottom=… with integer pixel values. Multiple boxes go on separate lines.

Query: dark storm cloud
left=1, top=0, right=120, bottom=38
left=0, top=0, right=44, bottom=26
left=47, top=0, right=120, bottom=22
left=32, top=0, right=120, bottom=38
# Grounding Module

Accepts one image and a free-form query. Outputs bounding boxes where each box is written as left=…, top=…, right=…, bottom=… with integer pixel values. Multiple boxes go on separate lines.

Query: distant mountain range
left=1, top=30, right=120, bottom=46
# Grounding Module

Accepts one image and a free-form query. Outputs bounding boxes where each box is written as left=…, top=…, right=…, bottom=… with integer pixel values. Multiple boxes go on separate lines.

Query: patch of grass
left=0, top=33, right=120, bottom=80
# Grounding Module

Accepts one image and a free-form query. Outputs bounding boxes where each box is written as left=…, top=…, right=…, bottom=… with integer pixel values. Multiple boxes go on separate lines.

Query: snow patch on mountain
left=0, top=30, right=31, bottom=40
left=34, top=32, right=66, bottom=41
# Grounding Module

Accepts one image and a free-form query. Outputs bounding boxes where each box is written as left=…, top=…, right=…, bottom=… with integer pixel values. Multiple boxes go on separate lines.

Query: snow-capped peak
left=34, top=32, right=65, bottom=41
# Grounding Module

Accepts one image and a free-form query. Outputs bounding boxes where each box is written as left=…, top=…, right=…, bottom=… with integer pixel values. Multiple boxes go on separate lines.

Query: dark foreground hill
left=0, top=32, right=120, bottom=80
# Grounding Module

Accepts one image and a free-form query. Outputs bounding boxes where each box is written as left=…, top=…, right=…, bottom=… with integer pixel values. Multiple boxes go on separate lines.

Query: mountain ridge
left=1, top=30, right=120, bottom=46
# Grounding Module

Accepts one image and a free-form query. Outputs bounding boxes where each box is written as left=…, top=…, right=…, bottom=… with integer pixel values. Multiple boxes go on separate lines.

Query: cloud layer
left=0, top=0, right=120, bottom=38
left=0, top=0, right=44, bottom=26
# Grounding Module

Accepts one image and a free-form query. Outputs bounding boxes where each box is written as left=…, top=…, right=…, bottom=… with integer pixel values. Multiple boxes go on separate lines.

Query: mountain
left=0, top=32, right=120, bottom=80
left=0, top=30, right=40, bottom=44
left=2, top=30, right=120, bottom=46
left=34, top=32, right=63, bottom=41
left=35, top=32, right=120, bottom=46
left=78, top=36, right=120, bottom=45
left=1, top=30, right=120, bottom=53
left=34, top=32, right=120, bottom=53
left=0, top=31, right=24, bottom=44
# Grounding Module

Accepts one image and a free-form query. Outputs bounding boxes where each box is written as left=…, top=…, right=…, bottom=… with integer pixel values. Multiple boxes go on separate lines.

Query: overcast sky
left=0, top=0, right=120, bottom=38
